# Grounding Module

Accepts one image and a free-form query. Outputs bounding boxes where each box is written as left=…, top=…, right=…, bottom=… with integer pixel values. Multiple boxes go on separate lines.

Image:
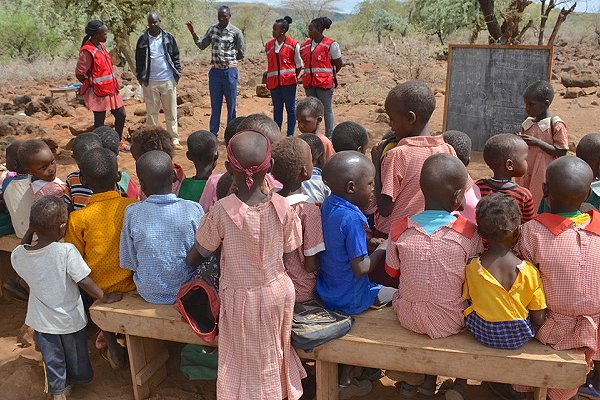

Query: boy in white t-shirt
left=11, top=196, right=121, bottom=400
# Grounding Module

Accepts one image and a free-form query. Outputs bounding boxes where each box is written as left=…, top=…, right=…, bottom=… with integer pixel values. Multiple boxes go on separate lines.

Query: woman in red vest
left=300, top=17, right=344, bottom=138
left=76, top=20, right=128, bottom=151
left=265, top=16, right=303, bottom=137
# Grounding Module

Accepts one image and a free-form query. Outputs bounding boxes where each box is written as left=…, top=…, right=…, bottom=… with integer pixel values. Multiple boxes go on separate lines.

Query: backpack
left=174, top=279, right=220, bottom=344
left=291, top=300, right=354, bottom=351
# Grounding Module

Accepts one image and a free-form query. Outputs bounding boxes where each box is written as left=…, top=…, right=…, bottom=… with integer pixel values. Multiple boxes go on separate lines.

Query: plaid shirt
left=196, top=23, right=245, bottom=68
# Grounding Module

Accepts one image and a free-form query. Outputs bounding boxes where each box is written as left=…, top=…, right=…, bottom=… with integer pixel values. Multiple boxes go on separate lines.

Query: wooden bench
left=90, top=293, right=587, bottom=400
left=0, top=234, right=21, bottom=253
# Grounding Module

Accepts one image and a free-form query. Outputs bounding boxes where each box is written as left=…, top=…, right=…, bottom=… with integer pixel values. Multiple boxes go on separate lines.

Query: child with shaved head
left=576, top=132, right=600, bottom=211
left=186, top=130, right=306, bottom=400
left=511, top=156, right=600, bottom=400
left=120, top=151, right=204, bottom=304
left=385, top=154, right=482, bottom=399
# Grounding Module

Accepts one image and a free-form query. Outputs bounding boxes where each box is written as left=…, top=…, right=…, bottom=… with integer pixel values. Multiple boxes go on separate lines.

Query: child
left=12, top=196, right=121, bottom=400
left=575, top=133, right=600, bottom=210
left=1, top=139, right=22, bottom=192
left=186, top=130, right=306, bottom=400
left=476, top=133, right=534, bottom=223
left=512, top=156, right=600, bottom=400
left=64, top=132, right=103, bottom=211
left=464, top=192, right=546, bottom=350
left=371, top=80, right=455, bottom=286
left=516, top=80, right=568, bottom=208
left=224, top=116, right=247, bottom=146
left=385, top=154, right=482, bottom=399
left=299, top=133, right=330, bottom=203
left=443, top=130, right=480, bottom=224
left=18, top=139, right=65, bottom=200
left=93, top=126, right=140, bottom=199
left=331, top=121, right=369, bottom=153
left=272, top=137, right=324, bottom=302
left=130, top=126, right=185, bottom=196
left=296, top=97, right=335, bottom=161
left=120, top=151, right=204, bottom=304
left=64, top=147, right=137, bottom=369
left=179, top=130, right=218, bottom=202
left=4, top=142, right=32, bottom=238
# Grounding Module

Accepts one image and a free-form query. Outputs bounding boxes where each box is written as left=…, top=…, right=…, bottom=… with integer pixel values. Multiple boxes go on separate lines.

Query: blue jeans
left=305, top=87, right=334, bottom=138
left=208, top=67, right=238, bottom=135
left=35, top=328, right=93, bottom=394
left=271, top=84, right=297, bottom=136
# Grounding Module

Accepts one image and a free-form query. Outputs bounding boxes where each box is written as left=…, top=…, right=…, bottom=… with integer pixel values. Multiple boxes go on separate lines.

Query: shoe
left=339, top=378, right=372, bottom=400
left=119, top=141, right=130, bottom=152
left=487, top=382, right=525, bottom=400
left=396, top=381, right=418, bottom=399
left=360, top=367, right=383, bottom=382
left=579, top=382, right=600, bottom=399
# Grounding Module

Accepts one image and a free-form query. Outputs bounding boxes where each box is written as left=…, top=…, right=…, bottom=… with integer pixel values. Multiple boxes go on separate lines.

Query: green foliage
left=351, top=0, right=408, bottom=43
left=0, top=10, right=64, bottom=60
left=412, top=0, right=482, bottom=44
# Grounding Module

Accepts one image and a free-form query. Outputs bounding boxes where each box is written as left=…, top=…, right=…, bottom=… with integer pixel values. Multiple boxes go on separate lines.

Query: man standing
left=186, top=6, right=245, bottom=136
left=136, top=11, right=183, bottom=150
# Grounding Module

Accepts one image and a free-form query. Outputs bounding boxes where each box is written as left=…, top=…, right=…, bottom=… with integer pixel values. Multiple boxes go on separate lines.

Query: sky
left=230, top=0, right=598, bottom=14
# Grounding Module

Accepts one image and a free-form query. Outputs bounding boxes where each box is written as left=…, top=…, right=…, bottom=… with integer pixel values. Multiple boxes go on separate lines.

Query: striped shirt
left=65, top=170, right=140, bottom=210
left=195, top=23, right=245, bottom=68
left=475, top=179, right=535, bottom=223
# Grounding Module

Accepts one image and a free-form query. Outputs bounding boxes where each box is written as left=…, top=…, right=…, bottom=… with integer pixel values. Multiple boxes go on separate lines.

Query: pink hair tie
left=226, top=130, right=272, bottom=190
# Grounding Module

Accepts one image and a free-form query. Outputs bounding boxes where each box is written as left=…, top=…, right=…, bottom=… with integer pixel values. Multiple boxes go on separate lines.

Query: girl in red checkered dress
left=187, top=130, right=306, bottom=400
left=514, top=156, right=600, bottom=400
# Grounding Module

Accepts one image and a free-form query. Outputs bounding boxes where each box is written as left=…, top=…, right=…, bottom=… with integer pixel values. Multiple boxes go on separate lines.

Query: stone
left=0, top=123, right=16, bottom=136
left=592, top=101, right=599, bottom=106
left=121, top=71, right=136, bottom=83
left=376, top=113, right=390, bottom=124
left=177, top=89, right=204, bottom=106
left=375, top=107, right=386, bottom=114
left=561, top=74, right=599, bottom=88
left=51, top=98, right=75, bottom=117
left=41, top=138, right=59, bottom=153
left=12, top=95, right=31, bottom=107
left=134, top=107, right=147, bottom=117
left=0, top=115, right=47, bottom=136
left=31, top=112, right=50, bottom=120
left=178, top=116, right=196, bottom=129
left=584, top=87, right=598, bottom=96
left=68, top=121, right=95, bottom=136
left=255, top=84, right=270, bottom=98
left=24, top=99, right=50, bottom=116
left=563, top=88, right=583, bottom=99
left=177, top=103, right=194, bottom=117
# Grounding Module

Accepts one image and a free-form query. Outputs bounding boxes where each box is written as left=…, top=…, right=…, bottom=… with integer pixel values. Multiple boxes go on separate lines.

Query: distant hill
left=223, top=1, right=351, bottom=21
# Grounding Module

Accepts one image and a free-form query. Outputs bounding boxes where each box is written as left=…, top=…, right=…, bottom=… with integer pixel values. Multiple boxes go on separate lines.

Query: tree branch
left=547, top=2, right=576, bottom=45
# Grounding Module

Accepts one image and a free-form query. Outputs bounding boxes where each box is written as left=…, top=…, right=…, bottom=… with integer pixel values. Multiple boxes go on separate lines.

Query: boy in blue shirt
left=120, top=151, right=204, bottom=304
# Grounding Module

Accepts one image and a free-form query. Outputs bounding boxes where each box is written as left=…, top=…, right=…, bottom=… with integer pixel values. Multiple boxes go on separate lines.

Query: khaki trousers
left=142, top=79, right=179, bottom=140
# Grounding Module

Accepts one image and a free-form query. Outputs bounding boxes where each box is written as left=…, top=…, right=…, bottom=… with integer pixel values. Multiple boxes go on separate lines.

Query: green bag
left=0, top=212, right=14, bottom=236
left=180, top=344, right=218, bottom=381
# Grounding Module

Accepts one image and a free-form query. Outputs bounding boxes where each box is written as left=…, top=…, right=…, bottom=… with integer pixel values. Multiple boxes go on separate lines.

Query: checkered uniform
left=465, top=312, right=535, bottom=350
left=195, top=23, right=245, bottom=68
left=513, top=211, right=600, bottom=400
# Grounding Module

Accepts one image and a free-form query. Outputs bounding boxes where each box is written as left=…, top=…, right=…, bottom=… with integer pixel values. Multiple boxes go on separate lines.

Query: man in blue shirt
left=316, top=151, right=392, bottom=315
left=120, top=151, right=204, bottom=304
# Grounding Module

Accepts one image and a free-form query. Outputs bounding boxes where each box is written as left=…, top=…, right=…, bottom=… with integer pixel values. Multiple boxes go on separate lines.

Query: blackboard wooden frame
left=443, top=44, right=554, bottom=150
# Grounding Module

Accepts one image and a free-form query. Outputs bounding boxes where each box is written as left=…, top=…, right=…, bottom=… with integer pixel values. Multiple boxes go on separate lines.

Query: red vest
left=265, top=36, right=299, bottom=90
left=79, top=41, right=119, bottom=97
left=300, top=36, right=334, bottom=89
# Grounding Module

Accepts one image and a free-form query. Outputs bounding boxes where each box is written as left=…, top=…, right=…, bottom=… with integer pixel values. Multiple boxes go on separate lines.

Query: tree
left=281, top=0, right=339, bottom=32
left=412, top=0, right=482, bottom=45
left=352, top=0, right=408, bottom=44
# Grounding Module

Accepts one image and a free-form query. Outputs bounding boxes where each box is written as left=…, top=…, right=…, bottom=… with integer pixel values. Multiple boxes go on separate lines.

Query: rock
left=592, top=101, right=599, bottom=106
left=120, top=85, right=140, bottom=101
left=375, top=113, right=390, bottom=124
left=365, top=97, right=379, bottom=106
left=563, top=88, right=583, bottom=99
left=31, top=112, right=50, bottom=120
left=51, top=98, right=75, bottom=117
left=178, top=116, right=196, bottom=129
left=177, top=103, right=194, bottom=117
left=41, top=138, right=59, bottom=153
left=255, top=84, right=270, bottom=98
left=68, top=121, right=95, bottom=136
left=584, top=87, right=598, bottom=96
left=24, top=99, right=50, bottom=116
left=0, top=102, right=18, bottom=115
left=177, top=89, right=204, bottom=106
left=133, top=107, right=147, bottom=117
left=121, top=71, right=136, bottom=83
left=0, top=123, right=16, bottom=136
left=375, top=107, right=386, bottom=114
left=560, top=64, right=577, bottom=73
left=561, top=74, right=599, bottom=88
left=12, top=95, right=31, bottom=107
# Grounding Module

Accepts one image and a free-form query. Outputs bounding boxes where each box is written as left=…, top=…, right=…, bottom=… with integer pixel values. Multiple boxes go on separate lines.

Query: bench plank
left=126, top=335, right=168, bottom=400
left=0, top=235, right=21, bottom=252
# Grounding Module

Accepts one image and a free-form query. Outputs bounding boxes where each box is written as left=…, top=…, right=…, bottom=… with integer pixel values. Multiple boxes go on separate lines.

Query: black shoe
left=487, top=382, right=525, bottom=400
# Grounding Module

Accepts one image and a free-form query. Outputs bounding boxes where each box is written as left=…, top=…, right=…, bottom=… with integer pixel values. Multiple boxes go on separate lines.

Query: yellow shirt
left=463, top=257, right=546, bottom=322
left=65, top=191, right=137, bottom=293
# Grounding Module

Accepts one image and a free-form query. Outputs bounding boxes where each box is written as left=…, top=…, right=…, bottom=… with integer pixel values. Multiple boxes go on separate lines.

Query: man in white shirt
left=135, top=12, right=183, bottom=149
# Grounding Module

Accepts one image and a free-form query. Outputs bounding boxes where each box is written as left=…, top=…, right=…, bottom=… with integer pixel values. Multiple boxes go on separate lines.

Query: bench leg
left=533, top=387, right=548, bottom=400
left=316, top=360, right=338, bottom=400
left=125, top=335, right=169, bottom=400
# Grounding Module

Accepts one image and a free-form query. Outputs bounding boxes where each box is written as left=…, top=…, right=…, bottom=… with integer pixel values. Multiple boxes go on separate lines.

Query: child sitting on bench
left=18, top=139, right=65, bottom=201
left=178, top=130, right=218, bottom=202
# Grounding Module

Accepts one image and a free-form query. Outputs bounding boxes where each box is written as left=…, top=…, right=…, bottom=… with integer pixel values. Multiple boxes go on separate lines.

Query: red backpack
left=174, top=280, right=220, bottom=344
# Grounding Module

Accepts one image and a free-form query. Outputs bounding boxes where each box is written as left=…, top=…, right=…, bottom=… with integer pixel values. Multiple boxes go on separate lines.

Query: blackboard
left=443, top=45, right=553, bottom=151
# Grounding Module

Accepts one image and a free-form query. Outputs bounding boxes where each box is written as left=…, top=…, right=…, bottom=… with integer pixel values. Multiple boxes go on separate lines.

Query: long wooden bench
left=90, top=293, right=587, bottom=400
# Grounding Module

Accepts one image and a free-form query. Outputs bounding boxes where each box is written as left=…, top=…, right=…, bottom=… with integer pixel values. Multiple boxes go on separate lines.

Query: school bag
left=180, top=344, right=218, bottom=381
left=173, top=279, right=220, bottom=344
left=291, top=299, right=354, bottom=351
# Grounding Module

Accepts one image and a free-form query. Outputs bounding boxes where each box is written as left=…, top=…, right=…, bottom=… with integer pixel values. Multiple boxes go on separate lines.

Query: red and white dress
left=196, top=193, right=306, bottom=400
left=514, top=211, right=600, bottom=400
left=283, top=194, right=325, bottom=303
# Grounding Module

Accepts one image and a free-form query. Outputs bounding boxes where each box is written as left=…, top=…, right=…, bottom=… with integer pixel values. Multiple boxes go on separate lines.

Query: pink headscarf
left=226, top=130, right=272, bottom=190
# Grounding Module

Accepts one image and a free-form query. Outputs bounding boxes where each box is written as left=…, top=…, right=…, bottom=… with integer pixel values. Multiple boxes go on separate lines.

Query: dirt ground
left=0, top=47, right=599, bottom=399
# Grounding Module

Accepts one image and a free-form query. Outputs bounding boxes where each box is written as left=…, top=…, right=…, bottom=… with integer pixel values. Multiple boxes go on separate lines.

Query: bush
left=0, top=11, right=62, bottom=60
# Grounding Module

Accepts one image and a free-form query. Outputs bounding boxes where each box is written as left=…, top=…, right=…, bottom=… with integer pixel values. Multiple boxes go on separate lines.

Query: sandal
left=100, top=347, right=126, bottom=370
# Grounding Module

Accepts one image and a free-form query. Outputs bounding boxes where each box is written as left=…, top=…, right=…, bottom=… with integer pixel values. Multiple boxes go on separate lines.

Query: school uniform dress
left=513, top=211, right=600, bottom=400
left=385, top=211, right=482, bottom=339
left=516, top=116, right=569, bottom=208
left=64, top=191, right=137, bottom=294
left=476, top=178, right=535, bottom=223
left=283, top=194, right=325, bottom=303
left=195, top=193, right=305, bottom=400
left=31, top=178, right=65, bottom=201
left=457, top=175, right=481, bottom=224
left=4, top=174, right=33, bottom=238
left=463, top=258, right=546, bottom=349
left=120, top=194, right=204, bottom=304
left=318, top=133, right=335, bottom=161
left=301, top=167, right=330, bottom=204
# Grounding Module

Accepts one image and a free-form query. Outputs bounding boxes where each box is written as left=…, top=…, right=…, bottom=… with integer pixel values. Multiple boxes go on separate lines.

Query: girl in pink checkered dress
left=187, top=130, right=306, bottom=400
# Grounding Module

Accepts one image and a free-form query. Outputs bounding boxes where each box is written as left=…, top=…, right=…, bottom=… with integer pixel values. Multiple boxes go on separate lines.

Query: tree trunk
left=477, top=0, right=502, bottom=41
left=114, top=30, right=135, bottom=73
left=538, top=0, right=555, bottom=45
left=377, top=30, right=381, bottom=44
left=436, top=31, right=445, bottom=46
left=547, top=2, right=576, bottom=46
left=517, top=19, right=534, bottom=43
